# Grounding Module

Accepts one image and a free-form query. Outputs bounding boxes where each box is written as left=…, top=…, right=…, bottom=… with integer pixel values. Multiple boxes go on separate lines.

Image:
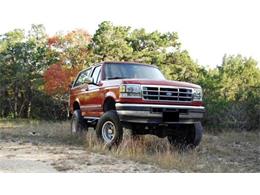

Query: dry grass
left=1, top=119, right=259, bottom=172
left=0, top=119, right=82, bottom=146
left=84, top=130, right=200, bottom=171
left=85, top=128, right=260, bottom=172
left=84, top=128, right=260, bottom=172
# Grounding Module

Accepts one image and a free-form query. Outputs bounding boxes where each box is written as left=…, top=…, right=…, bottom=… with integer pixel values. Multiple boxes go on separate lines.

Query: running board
left=83, top=116, right=99, bottom=125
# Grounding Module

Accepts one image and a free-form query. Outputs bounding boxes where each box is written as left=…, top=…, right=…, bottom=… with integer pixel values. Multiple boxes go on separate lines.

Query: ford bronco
left=69, top=62, right=205, bottom=148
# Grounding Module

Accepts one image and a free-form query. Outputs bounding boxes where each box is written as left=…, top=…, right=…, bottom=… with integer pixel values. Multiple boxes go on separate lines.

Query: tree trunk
left=27, top=100, right=31, bottom=118
left=13, top=81, right=19, bottom=118
left=18, top=92, right=26, bottom=117
left=26, top=81, right=32, bottom=118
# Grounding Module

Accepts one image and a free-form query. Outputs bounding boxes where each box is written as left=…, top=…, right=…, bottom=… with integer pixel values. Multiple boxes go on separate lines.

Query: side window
left=91, top=66, right=101, bottom=84
left=97, top=71, right=101, bottom=83
left=73, top=68, right=91, bottom=87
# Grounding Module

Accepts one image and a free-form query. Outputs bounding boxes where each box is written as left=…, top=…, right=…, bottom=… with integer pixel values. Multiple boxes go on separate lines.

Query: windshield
left=104, top=63, right=165, bottom=80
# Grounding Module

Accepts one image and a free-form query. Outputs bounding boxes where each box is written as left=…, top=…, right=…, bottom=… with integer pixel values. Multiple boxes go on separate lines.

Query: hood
left=121, top=79, right=201, bottom=89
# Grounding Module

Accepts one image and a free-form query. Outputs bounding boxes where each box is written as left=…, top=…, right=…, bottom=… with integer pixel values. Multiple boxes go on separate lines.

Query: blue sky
left=1, top=0, right=259, bottom=67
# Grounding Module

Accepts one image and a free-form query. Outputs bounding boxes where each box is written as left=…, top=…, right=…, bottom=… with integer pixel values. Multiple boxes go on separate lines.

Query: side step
left=83, top=116, right=99, bottom=126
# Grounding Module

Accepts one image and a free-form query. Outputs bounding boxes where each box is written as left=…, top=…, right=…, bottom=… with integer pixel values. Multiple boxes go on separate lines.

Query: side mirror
left=85, top=77, right=98, bottom=86
left=85, top=77, right=92, bottom=84
left=90, top=77, right=95, bottom=84
left=85, top=77, right=97, bottom=85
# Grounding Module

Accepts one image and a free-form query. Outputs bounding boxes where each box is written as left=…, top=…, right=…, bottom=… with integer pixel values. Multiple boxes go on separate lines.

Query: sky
left=0, top=0, right=259, bottom=67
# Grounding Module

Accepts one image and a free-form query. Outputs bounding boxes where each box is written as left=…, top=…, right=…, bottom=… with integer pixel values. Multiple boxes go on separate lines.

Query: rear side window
left=73, top=68, right=91, bottom=87
left=91, top=66, right=101, bottom=84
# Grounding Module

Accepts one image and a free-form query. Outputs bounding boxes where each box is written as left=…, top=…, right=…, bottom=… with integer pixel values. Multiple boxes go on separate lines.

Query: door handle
left=80, top=88, right=88, bottom=92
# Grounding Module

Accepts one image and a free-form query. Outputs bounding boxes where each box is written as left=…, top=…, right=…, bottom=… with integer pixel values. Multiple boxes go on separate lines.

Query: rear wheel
left=71, top=109, right=85, bottom=137
left=96, top=111, right=123, bottom=147
left=167, top=122, right=203, bottom=148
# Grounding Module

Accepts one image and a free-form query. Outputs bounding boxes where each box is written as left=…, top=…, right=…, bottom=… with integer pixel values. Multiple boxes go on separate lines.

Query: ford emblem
left=166, top=92, right=172, bottom=96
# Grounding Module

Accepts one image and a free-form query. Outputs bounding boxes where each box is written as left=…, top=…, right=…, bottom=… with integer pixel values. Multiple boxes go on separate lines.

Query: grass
left=0, top=119, right=83, bottom=146
left=0, top=119, right=259, bottom=172
left=84, top=127, right=260, bottom=172
left=84, top=131, right=200, bottom=171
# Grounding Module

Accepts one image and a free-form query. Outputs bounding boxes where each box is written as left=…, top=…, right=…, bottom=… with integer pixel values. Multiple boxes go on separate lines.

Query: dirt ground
left=0, top=140, right=166, bottom=173
left=0, top=120, right=259, bottom=172
left=0, top=122, right=164, bottom=173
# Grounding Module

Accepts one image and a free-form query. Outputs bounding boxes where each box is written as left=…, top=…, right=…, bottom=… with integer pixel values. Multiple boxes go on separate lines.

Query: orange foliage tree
left=43, top=29, right=91, bottom=99
left=43, top=64, right=80, bottom=98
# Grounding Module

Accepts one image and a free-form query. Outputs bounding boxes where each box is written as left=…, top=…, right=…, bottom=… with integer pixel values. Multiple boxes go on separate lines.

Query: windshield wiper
left=107, top=76, right=129, bottom=80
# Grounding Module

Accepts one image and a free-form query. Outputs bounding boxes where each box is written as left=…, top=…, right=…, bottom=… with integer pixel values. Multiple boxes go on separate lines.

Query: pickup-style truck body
left=69, top=62, right=205, bottom=148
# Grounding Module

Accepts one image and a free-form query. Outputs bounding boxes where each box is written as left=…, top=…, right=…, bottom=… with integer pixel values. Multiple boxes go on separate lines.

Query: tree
left=90, top=21, right=182, bottom=66
left=43, top=29, right=91, bottom=98
left=218, top=54, right=260, bottom=101
left=48, top=29, right=91, bottom=68
left=0, top=25, right=55, bottom=118
left=128, top=28, right=180, bottom=65
left=90, top=21, right=133, bottom=62
left=198, top=54, right=260, bottom=130
left=43, top=63, right=79, bottom=100
left=162, top=50, right=201, bottom=83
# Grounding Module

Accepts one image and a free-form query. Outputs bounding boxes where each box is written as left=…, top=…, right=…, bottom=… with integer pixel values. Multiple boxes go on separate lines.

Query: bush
left=204, top=97, right=260, bottom=131
left=31, top=91, right=68, bottom=120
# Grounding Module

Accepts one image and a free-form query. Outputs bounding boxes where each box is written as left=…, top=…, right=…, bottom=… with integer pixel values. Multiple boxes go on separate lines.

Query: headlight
left=120, top=84, right=141, bottom=98
left=193, top=88, right=203, bottom=101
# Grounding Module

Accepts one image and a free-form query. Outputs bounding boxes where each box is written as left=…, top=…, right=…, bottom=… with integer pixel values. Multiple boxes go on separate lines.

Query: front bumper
left=116, top=103, right=205, bottom=124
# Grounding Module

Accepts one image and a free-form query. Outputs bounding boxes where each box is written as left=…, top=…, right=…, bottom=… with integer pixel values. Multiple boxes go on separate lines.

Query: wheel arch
left=103, top=96, right=116, bottom=112
left=73, top=100, right=80, bottom=111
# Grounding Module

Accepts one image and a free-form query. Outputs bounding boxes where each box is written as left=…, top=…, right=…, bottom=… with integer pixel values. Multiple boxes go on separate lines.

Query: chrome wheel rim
left=101, top=121, right=115, bottom=143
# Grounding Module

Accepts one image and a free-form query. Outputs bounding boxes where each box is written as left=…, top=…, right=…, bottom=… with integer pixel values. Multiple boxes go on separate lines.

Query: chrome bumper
left=115, top=103, right=205, bottom=124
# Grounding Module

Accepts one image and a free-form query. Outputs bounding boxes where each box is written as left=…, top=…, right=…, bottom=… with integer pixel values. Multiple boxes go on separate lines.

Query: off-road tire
left=167, top=122, right=203, bottom=149
left=71, top=109, right=85, bottom=137
left=96, top=111, right=123, bottom=147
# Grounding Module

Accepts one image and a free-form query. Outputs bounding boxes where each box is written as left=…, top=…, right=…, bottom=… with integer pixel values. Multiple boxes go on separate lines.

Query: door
left=85, top=66, right=103, bottom=117
left=71, top=68, right=92, bottom=114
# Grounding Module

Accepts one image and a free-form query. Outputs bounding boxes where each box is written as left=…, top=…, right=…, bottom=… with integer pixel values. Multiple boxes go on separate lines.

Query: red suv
left=69, top=62, right=205, bottom=148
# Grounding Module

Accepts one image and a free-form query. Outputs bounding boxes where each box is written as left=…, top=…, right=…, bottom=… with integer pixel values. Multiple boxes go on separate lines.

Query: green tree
left=218, top=54, right=260, bottom=101
left=0, top=25, right=55, bottom=118
left=199, top=54, right=260, bottom=130
left=128, top=28, right=180, bottom=65
left=90, top=21, right=133, bottom=62
left=162, top=50, right=201, bottom=83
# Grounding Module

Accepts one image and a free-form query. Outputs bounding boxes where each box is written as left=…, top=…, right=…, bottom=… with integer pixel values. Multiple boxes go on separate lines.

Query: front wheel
left=167, top=122, right=203, bottom=148
left=95, top=111, right=123, bottom=147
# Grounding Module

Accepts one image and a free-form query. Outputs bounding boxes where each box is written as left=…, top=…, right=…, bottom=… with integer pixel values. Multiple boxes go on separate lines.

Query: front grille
left=142, top=86, right=193, bottom=102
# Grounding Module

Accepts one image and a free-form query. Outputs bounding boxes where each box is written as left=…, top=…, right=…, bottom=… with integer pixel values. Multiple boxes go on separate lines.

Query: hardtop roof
left=102, top=61, right=157, bottom=68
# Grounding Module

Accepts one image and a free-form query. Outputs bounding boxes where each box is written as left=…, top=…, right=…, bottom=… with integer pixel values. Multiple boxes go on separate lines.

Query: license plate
left=163, top=111, right=179, bottom=122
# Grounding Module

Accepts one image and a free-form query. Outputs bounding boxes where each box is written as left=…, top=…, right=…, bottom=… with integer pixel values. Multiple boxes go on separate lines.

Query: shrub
left=30, top=91, right=68, bottom=120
